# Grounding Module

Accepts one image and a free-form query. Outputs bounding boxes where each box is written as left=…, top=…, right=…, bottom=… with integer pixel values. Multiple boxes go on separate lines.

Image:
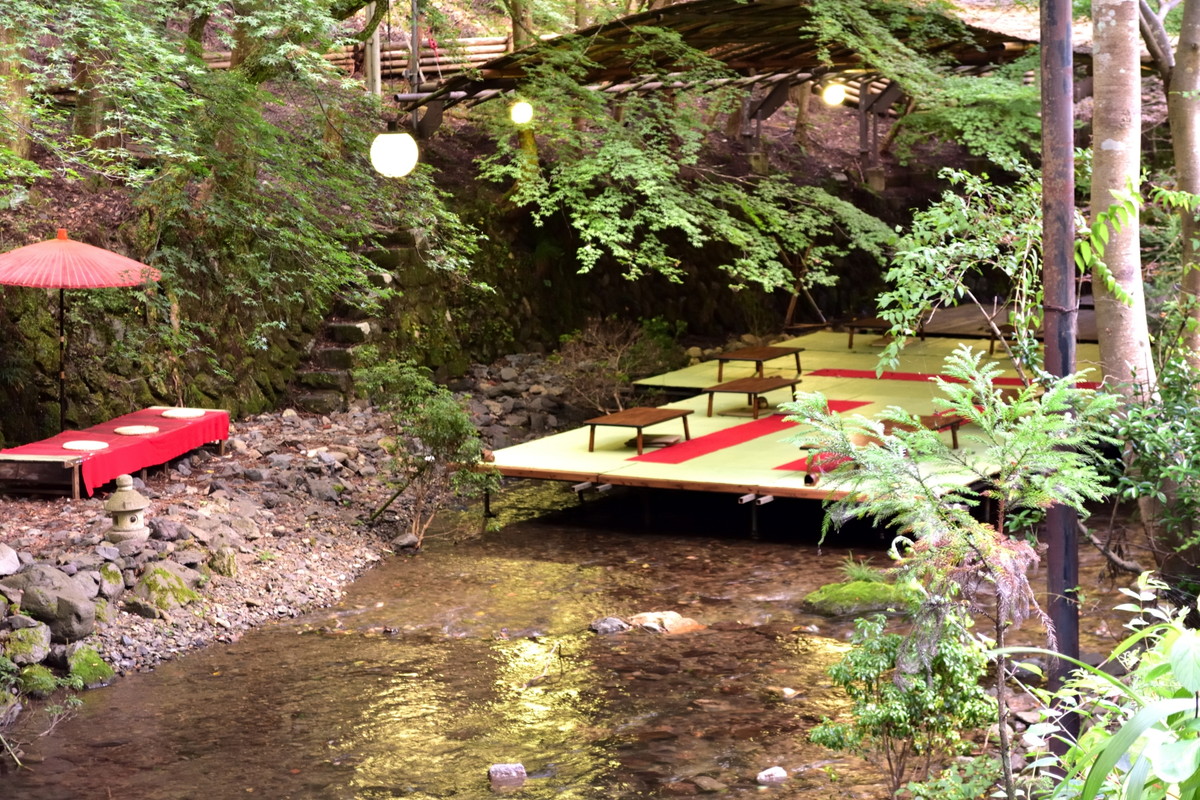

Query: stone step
left=326, top=321, right=378, bottom=344
left=295, top=369, right=352, bottom=392
left=292, top=390, right=346, bottom=415
left=311, top=347, right=358, bottom=370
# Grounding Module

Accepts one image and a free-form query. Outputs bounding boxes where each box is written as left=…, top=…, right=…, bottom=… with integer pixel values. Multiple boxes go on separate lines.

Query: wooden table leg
left=755, top=361, right=765, bottom=378
left=793, top=352, right=802, bottom=375
left=71, top=465, right=80, bottom=500
left=717, top=361, right=725, bottom=381
left=950, top=421, right=960, bottom=449
left=751, top=394, right=761, bottom=419
left=681, top=416, right=691, bottom=441
left=847, top=328, right=855, bottom=349
left=707, top=393, right=714, bottom=417
left=588, top=425, right=596, bottom=452
left=635, top=430, right=645, bottom=455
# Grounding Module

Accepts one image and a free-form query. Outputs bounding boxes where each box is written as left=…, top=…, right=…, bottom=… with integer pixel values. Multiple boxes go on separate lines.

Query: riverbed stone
left=0, top=543, right=20, bottom=576
left=97, top=563, right=125, bottom=599
left=629, top=610, right=706, bottom=634
left=4, top=621, right=51, bottom=665
left=0, top=565, right=97, bottom=642
left=589, top=616, right=631, bottom=635
left=209, top=546, right=239, bottom=578
left=488, top=763, right=526, bottom=786
left=756, top=766, right=788, bottom=784
left=129, top=563, right=201, bottom=615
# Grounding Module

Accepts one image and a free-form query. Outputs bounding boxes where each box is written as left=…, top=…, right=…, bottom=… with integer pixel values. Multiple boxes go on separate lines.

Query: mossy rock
left=68, top=645, right=115, bottom=689
left=131, top=565, right=201, bottom=612
left=18, top=664, right=58, bottom=698
left=802, top=580, right=916, bottom=617
left=4, top=623, right=52, bottom=666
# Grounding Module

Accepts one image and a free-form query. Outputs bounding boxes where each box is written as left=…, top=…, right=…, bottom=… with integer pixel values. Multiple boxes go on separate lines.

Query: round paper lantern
left=370, top=132, right=419, bottom=177
left=510, top=101, right=534, bottom=125
left=821, top=83, right=847, bottom=107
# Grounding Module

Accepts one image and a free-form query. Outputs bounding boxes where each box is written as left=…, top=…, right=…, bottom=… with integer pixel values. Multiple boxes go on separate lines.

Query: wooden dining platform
left=491, top=330, right=1105, bottom=502
left=0, top=407, right=229, bottom=498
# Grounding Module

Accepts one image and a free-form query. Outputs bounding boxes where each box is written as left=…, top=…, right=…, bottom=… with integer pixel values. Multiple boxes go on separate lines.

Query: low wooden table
left=584, top=407, right=693, bottom=455
left=703, top=376, right=803, bottom=419
left=844, top=317, right=891, bottom=349
left=711, top=345, right=804, bottom=381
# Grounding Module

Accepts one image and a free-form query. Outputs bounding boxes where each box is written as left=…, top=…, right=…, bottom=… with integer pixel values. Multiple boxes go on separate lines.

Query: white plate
left=61, top=440, right=109, bottom=451
left=161, top=408, right=205, bottom=419
left=114, top=425, right=159, bottom=436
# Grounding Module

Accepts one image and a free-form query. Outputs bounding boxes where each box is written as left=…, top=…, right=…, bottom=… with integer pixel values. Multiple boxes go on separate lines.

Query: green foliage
left=878, top=161, right=1045, bottom=373
left=476, top=32, right=894, bottom=291
left=1075, top=184, right=1140, bottom=307
left=549, top=316, right=685, bottom=414
left=785, top=346, right=1118, bottom=545
left=809, top=611, right=995, bottom=795
left=891, top=54, right=1042, bottom=167
left=905, top=756, right=1004, bottom=800
left=1112, top=357, right=1200, bottom=558
left=354, top=355, right=499, bottom=547
left=1003, top=574, right=1200, bottom=799
left=840, top=554, right=887, bottom=583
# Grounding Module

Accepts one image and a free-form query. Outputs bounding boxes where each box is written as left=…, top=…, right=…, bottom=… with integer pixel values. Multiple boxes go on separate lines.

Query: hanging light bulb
left=370, top=131, right=419, bottom=178
left=510, top=100, right=534, bottom=125
left=821, top=83, right=847, bottom=106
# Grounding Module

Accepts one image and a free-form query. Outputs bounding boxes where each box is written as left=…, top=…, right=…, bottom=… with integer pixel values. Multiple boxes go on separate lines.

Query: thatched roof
left=397, top=0, right=1034, bottom=112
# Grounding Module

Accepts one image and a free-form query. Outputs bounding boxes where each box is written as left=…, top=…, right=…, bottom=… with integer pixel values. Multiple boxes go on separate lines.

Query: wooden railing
left=202, top=35, right=512, bottom=83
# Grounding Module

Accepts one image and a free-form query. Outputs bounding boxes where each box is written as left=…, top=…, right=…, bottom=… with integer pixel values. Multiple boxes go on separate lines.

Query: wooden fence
left=203, top=35, right=512, bottom=84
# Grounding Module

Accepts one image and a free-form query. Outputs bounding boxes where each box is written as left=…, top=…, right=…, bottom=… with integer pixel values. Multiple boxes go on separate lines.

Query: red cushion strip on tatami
left=629, top=400, right=870, bottom=465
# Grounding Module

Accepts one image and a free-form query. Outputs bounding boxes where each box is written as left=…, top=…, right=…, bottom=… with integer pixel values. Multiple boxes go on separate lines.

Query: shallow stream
left=4, top=483, right=1128, bottom=800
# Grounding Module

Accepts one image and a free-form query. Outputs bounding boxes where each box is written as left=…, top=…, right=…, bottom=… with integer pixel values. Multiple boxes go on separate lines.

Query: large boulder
left=127, top=562, right=202, bottom=618
left=802, top=580, right=916, bottom=617
left=0, top=565, right=97, bottom=642
left=3, top=620, right=52, bottom=665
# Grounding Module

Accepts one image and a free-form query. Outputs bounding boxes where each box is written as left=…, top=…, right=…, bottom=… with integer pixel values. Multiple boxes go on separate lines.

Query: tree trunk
left=1172, top=0, right=1200, bottom=361
left=510, top=0, right=535, bottom=49
left=1091, top=0, right=1156, bottom=393
left=0, top=26, right=31, bottom=161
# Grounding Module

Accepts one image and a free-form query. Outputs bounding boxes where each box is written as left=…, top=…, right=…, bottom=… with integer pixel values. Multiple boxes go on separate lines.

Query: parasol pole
left=58, top=287, right=66, bottom=432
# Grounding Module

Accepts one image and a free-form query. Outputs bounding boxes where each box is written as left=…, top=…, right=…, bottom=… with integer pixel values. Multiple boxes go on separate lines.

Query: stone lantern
left=104, top=474, right=150, bottom=544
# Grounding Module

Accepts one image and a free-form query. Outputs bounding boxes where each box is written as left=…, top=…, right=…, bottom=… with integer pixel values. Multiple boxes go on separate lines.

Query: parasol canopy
left=0, top=228, right=161, bottom=288
left=0, top=229, right=162, bottom=431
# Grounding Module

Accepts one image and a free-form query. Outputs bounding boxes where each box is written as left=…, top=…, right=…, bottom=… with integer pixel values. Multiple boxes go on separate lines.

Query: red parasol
left=0, top=229, right=162, bottom=430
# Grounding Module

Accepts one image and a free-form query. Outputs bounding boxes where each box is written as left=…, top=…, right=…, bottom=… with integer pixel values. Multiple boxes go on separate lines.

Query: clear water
left=2, top=483, right=1126, bottom=800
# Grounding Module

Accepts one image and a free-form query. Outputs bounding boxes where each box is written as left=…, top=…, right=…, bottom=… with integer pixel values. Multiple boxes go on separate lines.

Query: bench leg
left=588, top=425, right=596, bottom=452
left=682, top=416, right=691, bottom=441
left=636, top=430, right=645, bottom=455
left=847, top=329, right=855, bottom=349
left=751, top=394, right=761, bottom=419
left=707, top=393, right=714, bottom=417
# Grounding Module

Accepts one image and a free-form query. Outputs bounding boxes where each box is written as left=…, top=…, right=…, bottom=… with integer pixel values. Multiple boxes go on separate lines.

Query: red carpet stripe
left=807, top=368, right=1099, bottom=390
left=630, top=400, right=869, bottom=465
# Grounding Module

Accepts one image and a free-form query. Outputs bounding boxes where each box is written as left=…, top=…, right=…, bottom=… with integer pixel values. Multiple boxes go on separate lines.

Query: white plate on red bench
left=114, top=425, right=160, bottom=436
left=61, top=440, right=109, bottom=451
left=161, top=408, right=205, bottom=419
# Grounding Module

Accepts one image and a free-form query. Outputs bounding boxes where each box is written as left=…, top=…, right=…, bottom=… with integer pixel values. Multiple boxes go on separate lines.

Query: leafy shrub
left=355, top=356, right=498, bottom=548
left=809, top=611, right=995, bottom=795
left=549, top=316, right=685, bottom=414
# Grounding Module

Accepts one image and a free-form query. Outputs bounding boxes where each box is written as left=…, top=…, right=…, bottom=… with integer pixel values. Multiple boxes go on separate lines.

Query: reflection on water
left=4, top=483, right=1126, bottom=800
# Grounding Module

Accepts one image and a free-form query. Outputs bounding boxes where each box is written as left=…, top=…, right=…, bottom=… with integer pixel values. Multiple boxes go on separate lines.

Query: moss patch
left=68, top=646, right=115, bottom=688
left=803, top=580, right=916, bottom=617
left=134, top=566, right=200, bottom=611
left=18, top=664, right=58, bottom=698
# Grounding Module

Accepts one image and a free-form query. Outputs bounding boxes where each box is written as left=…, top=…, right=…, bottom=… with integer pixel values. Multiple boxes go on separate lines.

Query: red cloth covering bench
left=0, top=407, right=229, bottom=497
